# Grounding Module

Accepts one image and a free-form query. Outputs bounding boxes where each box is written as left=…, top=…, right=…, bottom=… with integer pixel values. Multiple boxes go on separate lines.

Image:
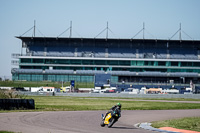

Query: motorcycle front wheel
left=100, top=120, right=105, bottom=127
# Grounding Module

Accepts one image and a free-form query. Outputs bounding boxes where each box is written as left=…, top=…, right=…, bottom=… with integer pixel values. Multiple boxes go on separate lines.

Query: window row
left=20, top=58, right=200, bottom=67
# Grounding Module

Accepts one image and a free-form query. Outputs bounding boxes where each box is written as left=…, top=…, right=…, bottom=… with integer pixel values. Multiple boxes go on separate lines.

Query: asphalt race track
left=0, top=110, right=200, bottom=133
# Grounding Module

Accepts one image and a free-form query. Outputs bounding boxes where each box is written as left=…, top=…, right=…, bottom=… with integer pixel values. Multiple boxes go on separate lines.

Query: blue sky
left=0, top=0, right=200, bottom=78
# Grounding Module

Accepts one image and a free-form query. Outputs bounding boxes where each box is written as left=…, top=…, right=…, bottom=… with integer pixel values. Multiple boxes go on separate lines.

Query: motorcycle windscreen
left=104, top=113, right=112, bottom=124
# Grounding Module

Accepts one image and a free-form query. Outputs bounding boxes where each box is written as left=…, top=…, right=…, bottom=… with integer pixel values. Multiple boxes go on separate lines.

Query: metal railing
left=12, top=53, right=20, bottom=59
left=11, top=60, right=19, bottom=65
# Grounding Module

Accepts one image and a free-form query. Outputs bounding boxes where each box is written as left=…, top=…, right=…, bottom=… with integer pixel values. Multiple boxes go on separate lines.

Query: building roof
left=16, top=36, right=200, bottom=44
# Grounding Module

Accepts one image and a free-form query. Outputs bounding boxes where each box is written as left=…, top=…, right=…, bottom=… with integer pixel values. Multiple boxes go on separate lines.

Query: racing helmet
left=117, top=103, right=121, bottom=108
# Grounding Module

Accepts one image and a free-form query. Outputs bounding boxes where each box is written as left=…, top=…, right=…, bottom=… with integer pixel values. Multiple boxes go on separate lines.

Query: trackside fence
left=18, top=92, right=200, bottom=99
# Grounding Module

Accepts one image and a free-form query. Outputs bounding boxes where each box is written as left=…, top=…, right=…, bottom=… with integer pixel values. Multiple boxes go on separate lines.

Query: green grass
left=12, top=96, right=200, bottom=111
left=0, top=131, right=21, bottom=133
left=34, top=96, right=200, bottom=111
left=151, top=117, right=200, bottom=132
left=110, top=97, right=200, bottom=101
left=0, top=131, right=16, bottom=133
left=1, top=96, right=200, bottom=112
left=0, top=81, right=94, bottom=88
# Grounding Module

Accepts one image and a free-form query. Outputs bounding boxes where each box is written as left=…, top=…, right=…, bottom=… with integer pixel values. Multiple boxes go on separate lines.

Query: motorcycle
left=100, top=107, right=121, bottom=128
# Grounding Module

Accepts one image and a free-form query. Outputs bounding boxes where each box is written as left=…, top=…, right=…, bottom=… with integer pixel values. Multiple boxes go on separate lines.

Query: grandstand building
left=12, top=36, right=200, bottom=90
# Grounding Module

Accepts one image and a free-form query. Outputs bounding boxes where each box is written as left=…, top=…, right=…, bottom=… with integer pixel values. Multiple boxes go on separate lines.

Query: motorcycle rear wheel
left=108, top=119, right=115, bottom=128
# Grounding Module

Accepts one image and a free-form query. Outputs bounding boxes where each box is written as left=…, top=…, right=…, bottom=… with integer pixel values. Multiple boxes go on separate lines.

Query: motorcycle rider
left=101, top=103, right=122, bottom=127
left=104, top=103, right=122, bottom=118
left=111, top=103, right=121, bottom=111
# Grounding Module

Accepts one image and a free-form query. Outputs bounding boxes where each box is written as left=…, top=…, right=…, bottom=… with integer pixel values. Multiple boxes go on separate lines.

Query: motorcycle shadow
left=111, top=126, right=136, bottom=130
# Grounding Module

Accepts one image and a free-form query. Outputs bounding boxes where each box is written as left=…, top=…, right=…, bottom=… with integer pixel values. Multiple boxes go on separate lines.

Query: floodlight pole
left=179, top=23, right=182, bottom=41
left=70, top=21, right=72, bottom=38
left=33, top=20, right=36, bottom=37
left=143, top=22, right=145, bottom=40
left=106, top=21, right=108, bottom=39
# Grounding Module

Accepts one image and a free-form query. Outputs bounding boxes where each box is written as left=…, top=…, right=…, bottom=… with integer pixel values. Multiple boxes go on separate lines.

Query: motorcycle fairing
left=104, top=113, right=112, bottom=124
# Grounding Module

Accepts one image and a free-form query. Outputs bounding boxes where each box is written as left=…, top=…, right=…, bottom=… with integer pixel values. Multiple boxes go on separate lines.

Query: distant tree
left=0, top=77, right=2, bottom=81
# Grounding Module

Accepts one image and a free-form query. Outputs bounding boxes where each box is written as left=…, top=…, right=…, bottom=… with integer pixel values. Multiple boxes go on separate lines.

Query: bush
left=0, top=90, right=26, bottom=99
left=0, top=90, right=34, bottom=110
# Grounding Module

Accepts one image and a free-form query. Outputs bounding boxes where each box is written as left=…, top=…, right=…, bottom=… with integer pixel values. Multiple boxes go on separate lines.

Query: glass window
left=119, top=61, right=130, bottom=66
left=19, top=74, right=31, bottom=81
left=181, top=62, right=193, bottom=67
left=144, top=61, right=148, bottom=66
left=95, top=60, right=106, bottom=65
left=193, top=62, right=200, bottom=67
left=21, top=59, right=32, bottom=63
left=158, top=61, right=166, bottom=66
left=82, top=60, right=94, bottom=65
left=32, top=74, right=43, bottom=81
left=33, top=59, right=44, bottom=63
left=144, top=61, right=154, bottom=66
left=70, top=60, right=82, bottom=65
left=171, top=62, right=178, bottom=66
left=166, top=61, right=170, bottom=66
left=81, top=76, right=93, bottom=82
left=48, top=75, right=55, bottom=81
left=131, top=61, right=136, bottom=66
left=107, top=60, right=118, bottom=65
left=136, top=61, right=144, bottom=66
left=111, top=76, right=118, bottom=83
left=57, top=59, right=70, bottom=64
left=56, top=75, right=69, bottom=82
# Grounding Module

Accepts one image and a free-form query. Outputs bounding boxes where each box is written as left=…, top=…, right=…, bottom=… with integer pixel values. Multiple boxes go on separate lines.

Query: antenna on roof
left=106, top=22, right=108, bottom=39
left=132, top=23, right=143, bottom=39
left=95, top=21, right=118, bottom=39
left=20, top=20, right=35, bottom=37
left=20, top=20, right=46, bottom=37
left=33, top=20, right=36, bottom=37
left=70, top=21, right=72, bottom=38
left=143, top=22, right=145, bottom=39
left=170, top=23, right=193, bottom=41
left=170, top=23, right=181, bottom=41
left=131, top=22, right=156, bottom=40
left=57, top=21, right=72, bottom=38
left=179, top=23, right=182, bottom=41
left=132, top=22, right=145, bottom=39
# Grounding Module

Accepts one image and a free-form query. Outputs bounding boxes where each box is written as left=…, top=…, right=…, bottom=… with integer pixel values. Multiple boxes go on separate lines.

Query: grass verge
left=0, top=131, right=16, bottom=133
left=0, top=81, right=94, bottom=88
left=0, top=131, right=21, bottom=133
left=1, top=96, right=200, bottom=112
left=151, top=117, right=200, bottom=132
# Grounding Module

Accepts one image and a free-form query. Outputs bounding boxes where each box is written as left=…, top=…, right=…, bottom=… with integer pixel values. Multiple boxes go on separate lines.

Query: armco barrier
left=0, top=99, right=35, bottom=110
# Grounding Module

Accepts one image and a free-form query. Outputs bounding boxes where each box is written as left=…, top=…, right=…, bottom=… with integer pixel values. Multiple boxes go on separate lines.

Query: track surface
left=0, top=110, right=200, bottom=133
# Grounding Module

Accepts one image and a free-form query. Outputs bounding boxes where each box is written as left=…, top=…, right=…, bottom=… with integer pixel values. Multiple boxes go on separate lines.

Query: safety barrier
left=0, top=99, right=35, bottom=110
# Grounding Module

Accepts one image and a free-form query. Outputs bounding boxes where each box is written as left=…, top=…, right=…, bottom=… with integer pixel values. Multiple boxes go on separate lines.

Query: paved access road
left=0, top=109, right=200, bottom=133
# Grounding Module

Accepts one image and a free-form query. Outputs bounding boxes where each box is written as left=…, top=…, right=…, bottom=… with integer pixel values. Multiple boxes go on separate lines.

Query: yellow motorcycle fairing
left=104, top=113, right=112, bottom=124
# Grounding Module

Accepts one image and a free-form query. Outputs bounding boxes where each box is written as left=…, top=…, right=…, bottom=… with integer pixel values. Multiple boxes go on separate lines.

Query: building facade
left=12, top=37, right=200, bottom=89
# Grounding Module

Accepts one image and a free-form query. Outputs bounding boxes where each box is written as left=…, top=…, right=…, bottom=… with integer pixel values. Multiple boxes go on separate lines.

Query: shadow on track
left=111, top=126, right=136, bottom=130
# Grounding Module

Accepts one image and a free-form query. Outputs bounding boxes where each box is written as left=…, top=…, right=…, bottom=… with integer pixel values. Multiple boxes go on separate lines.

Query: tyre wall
left=0, top=99, right=35, bottom=110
